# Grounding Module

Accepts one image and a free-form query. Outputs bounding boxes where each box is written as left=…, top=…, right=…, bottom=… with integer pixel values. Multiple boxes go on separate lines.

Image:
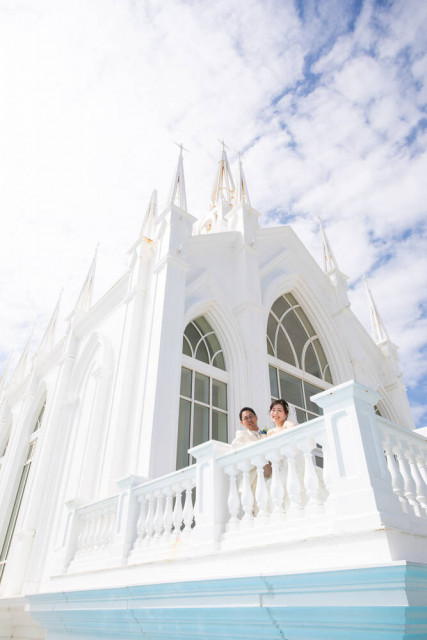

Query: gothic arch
left=263, top=274, right=353, bottom=386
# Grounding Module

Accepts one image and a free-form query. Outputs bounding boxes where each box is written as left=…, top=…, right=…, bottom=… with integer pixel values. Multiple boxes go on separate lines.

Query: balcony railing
left=55, top=381, right=427, bottom=576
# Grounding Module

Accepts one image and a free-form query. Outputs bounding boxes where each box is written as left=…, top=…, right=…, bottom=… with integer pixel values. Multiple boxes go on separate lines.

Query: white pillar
left=312, top=380, right=406, bottom=532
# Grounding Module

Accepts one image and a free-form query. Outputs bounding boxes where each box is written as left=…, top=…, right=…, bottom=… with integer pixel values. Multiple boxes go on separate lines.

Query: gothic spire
left=168, top=144, right=188, bottom=212
left=72, top=247, right=97, bottom=318
left=235, top=153, right=251, bottom=206
left=363, top=275, right=390, bottom=344
left=318, top=217, right=339, bottom=274
left=38, top=291, right=62, bottom=355
left=211, top=141, right=235, bottom=208
left=10, top=329, right=34, bottom=386
left=0, top=357, right=11, bottom=399
left=139, top=190, right=157, bottom=242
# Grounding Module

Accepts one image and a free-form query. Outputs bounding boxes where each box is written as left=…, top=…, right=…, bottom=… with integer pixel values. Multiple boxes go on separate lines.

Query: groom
left=231, top=407, right=263, bottom=450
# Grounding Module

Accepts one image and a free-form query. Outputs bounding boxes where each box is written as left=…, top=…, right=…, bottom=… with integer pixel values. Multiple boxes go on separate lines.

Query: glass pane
left=283, top=309, right=309, bottom=364
left=276, top=328, right=296, bottom=366
left=296, top=408, right=307, bottom=424
left=324, top=364, right=333, bottom=384
left=193, top=404, right=209, bottom=447
left=33, top=403, right=46, bottom=432
left=312, top=338, right=328, bottom=371
left=176, top=399, right=191, bottom=470
left=304, top=342, right=321, bottom=378
left=266, top=335, right=274, bottom=356
left=184, top=322, right=200, bottom=353
left=294, top=305, right=315, bottom=337
left=269, top=366, right=279, bottom=398
left=278, top=370, right=304, bottom=408
left=195, top=341, right=209, bottom=364
left=304, top=381, right=324, bottom=415
left=194, top=373, right=209, bottom=403
left=212, top=351, right=226, bottom=371
left=285, top=292, right=298, bottom=307
left=180, top=367, right=192, bottom=398
left=194, top=316, right=213, bottom=337
left=266, top=314, right=278, bottom=350
left=205, top=332, right=221, bottom=360
left=212, top=410, right=227, bottom=442
left=182, top=335, right=192, bottom=357
left=0, top=460, right=31, bottom=563
left=212, top=379, right=227, bottom=410
left=271, top=296, right=290, bottom=321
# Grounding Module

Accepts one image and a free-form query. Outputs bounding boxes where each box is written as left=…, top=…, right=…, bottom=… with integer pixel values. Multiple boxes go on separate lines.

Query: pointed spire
left=363, top=276, right=390, bottom=344
left=235, top=153, right=251, bottom=206
left=72, top=247, right=97, bottom=318
left=211, top=141, right=235, bottom=207
left=139, top=190, right=157, bottom=242
left=38, top=291, right=62, bottom=355
left=10, top=329, right=34, bottom=386
left=168, top=143, right=188, bottom=212
left=318, top=217, right=340, bottom=274
left=0, top=357, right=12, bottom=399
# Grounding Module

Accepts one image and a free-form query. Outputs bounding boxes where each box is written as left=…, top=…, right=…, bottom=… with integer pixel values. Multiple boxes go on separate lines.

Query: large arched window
left=0, top=399, right=46, bottom=582
left=177, top=317, right=228, bottom=469
left=267, top=293, right=333, bottom=423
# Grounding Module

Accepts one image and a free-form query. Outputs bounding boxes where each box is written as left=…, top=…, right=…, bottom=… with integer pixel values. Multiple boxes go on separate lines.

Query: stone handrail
left=377, top=417, right=427, bottom=520
left=216, top=418, right=327, bottom=532
left=57, top=381, right=427, bottom=575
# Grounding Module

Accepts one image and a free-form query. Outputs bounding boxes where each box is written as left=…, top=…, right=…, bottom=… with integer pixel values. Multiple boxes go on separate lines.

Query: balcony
left=51, top=381, right=427, bottom=584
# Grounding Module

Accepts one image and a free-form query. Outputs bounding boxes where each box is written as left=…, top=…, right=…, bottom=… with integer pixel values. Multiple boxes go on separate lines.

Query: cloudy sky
left=1, top=0, right=426, bottom=425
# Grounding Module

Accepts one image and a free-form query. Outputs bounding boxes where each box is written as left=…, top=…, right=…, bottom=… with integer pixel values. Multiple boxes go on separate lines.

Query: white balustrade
left=72, top=496, right=118, bottom=560
left=131, top=466, right=196, bottom=551
left=218, top=417, right=327, bottom=532
left=62, top=383, right=427, bottom=575
left=379, top=418, right=427, bottom=519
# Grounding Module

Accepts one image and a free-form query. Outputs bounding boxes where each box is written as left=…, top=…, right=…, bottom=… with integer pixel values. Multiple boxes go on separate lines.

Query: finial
left=139, top=189, right=158, bottom=242
left=318, top=217, right=340, bottom=274
left=37, top=290, right=63, bottom=355
left=168, top=144, right=188, bottom=211
left=363, top=275, right=390, bottom=344
left=235, top=150, right=251, bottom=206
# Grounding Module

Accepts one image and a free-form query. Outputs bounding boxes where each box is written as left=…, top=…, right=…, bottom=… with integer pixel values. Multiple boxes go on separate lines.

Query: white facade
left=0, top=148, right=426, bottom=639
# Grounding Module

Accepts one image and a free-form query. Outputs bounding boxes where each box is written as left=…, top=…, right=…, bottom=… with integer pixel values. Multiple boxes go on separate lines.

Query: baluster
left=301, top=440, right=323, bottom=511
left=395, top=443, right=418, bottom=510
left=153, top=491, right=164, bottom=539
left=94, top=510, right=104, bottom=549
left=224, top=465, right=240, bottom=531
left=418, top=456, right=427, bottom=486
left=162, top=488, right=174, bottom=539
left=238, top=461, right=255, bottom=525
left=105, top=509, right=115, bottom=546
left=144, top=492, right=155, bottom=541
left=408, top=448, right=427, bottom=513
left=135, top=495, right=147, bottom=547
left=172, top=485, right=184, bottom=539
left=384, top=439, right=407, bottom=509
left=252, top=455, right=269, bottom=519
left=86, top=515, right=96, bottom=551
left=269, top=451, right=285, bottom=519
left=283, top=446, right=303, bottom=517
left=182, top=482, right=194, bottom=536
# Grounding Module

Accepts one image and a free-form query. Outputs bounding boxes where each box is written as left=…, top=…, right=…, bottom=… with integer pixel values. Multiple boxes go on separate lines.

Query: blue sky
left=0, top=0, right=426, bottom=425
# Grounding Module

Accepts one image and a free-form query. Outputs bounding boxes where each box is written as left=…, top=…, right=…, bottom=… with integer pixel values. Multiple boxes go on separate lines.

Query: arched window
left=267, top=293, right=333, bottom=423
left=0, top=399, right=46, bottom=582
left=177, top=317, right=228, bottom=469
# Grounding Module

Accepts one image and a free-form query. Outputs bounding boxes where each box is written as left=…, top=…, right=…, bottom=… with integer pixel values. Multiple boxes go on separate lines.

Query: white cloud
left=0, top=0, right=426, bottom=423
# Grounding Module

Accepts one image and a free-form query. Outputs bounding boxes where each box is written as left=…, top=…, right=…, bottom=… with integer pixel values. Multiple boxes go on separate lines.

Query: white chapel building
left=0, top=147, right=426, bottom=639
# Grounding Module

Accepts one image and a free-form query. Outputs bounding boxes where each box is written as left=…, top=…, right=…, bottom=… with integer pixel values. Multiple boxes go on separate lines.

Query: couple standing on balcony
left=231, top=400, right=296, bottom=450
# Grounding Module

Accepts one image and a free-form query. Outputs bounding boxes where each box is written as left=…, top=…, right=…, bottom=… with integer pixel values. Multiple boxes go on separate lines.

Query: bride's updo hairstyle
left=269, top=399, right=289, bottom=417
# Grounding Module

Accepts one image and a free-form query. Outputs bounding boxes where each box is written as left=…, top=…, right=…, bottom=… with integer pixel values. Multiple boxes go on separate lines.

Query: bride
left=267, top=399, right=296, bottom=436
